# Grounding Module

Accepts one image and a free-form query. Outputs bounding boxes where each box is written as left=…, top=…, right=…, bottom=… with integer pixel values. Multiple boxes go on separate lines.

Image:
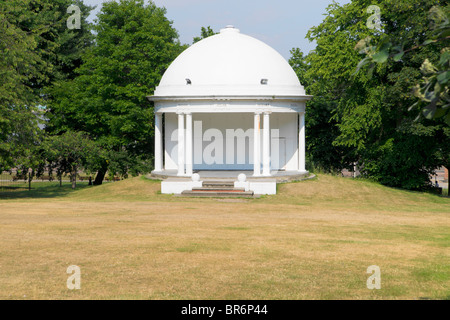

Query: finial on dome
left=220, top=25, right=240, bottom=34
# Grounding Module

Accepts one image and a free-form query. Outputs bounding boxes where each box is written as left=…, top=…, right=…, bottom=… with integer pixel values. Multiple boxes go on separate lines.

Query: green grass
left=0, top=181, right=92, bottom=199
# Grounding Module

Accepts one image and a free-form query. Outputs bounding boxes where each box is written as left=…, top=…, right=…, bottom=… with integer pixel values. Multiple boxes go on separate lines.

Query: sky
left=83, top=0, right=351, bottom=60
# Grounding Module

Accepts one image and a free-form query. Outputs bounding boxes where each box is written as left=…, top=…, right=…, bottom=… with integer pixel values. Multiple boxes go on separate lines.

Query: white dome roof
left=153, top=26, right=307, bottom=98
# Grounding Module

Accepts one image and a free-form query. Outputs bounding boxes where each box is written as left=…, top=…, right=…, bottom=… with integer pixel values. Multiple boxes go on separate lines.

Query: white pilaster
left=177, top=112, right=185, bottom=176
left=154, top=113, right=163, bottom=172
left=262, top=111, right=271, bottom=176
left=253, top=112, right=261, bottom=176
left=185, top=112, right=193, bottom=176
left=299, top=112, right=306, bottom=172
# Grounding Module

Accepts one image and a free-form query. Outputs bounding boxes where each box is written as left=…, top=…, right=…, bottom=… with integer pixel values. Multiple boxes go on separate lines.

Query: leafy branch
left=355, top=5, right=449, bottom=125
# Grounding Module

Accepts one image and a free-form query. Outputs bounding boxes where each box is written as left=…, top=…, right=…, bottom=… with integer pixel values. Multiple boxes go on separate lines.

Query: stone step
left=192, top=187, right=245, bottom=192
left=181, top=190, right=254, bottom=198
left=202, top=181, right=235, bottom=188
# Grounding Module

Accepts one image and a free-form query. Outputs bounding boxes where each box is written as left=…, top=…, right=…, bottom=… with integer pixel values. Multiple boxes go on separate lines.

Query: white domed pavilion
left=148, top=26, right=311, bottom=185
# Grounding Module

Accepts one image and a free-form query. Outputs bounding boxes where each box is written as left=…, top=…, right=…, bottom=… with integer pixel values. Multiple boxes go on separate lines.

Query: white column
left=299, top=112, right=306, bottom=172
left=177, top=112, right=185, bottom=176
left=185, top=112, right=193, bottom=176
left=262, top=111, right=271, bottom=176
left=253, top=112, right=261, bottom=176
left=154, top=112, right=162, bottom=172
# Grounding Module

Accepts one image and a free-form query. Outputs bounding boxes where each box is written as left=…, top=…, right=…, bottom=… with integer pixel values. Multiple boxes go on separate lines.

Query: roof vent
left=261, top=79, right=268, bottom=85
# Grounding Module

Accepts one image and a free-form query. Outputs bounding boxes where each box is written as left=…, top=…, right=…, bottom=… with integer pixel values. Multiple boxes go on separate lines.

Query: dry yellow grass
left=0, top=174, right=448, bottom=299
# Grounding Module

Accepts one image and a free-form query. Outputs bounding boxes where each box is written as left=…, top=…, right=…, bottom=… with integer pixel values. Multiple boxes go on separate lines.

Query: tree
left=45, top=0, right=184, bottom=184
left=353, top=3, right=449, bottom=191
left=355, top=4, right=449, bottom=125
left=193, top=26, right=217, bottom=43
left=13, top=138, right=47, bottom=191
left=289, top=48, right=309, bottom=87
left=44, top=131, right=97, bottom=189
left=303, top=0, right=448, bottom=190
left=0, top=0, right=45, bottom=170
left=0, top=0, right=94, bottom=171
left=289, top=48, right=355, bottom=173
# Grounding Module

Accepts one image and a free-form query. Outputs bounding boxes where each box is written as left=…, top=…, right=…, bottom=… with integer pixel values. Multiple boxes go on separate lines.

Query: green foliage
left=300, top=0, right=449, bottom=189
left=289, top=46, right=355, bottom=173
left=355, top=4, right=449, bottom=124
left=0, top=1, right=41, bottom=108
left=412, top=46, right=449, bottom=124
left=0, top=0, right=94, bottom=171
left=0, top=1, right=44, bottom=170
left=193, top=26, right=217, bottom=43
left=46, top=0, right=184, bottom=179
left=289, top=48, right=309, bottom=87
left=43, top=131, right=98, bottom=188
left=358, top=122, right=443, bottom=189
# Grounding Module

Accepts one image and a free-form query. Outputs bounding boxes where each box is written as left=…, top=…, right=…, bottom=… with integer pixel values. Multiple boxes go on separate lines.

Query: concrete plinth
left=151, top=170, right=313, bottom=196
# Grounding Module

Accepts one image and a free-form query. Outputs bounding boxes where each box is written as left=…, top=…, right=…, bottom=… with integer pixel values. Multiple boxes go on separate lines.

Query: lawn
left=0, top=174, right=448, bottom=300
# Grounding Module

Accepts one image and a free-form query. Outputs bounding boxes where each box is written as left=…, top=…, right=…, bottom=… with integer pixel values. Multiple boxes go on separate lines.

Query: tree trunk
left=72, top=168, right=77, bottom=189
left=93, top=164, right=107, bottom=185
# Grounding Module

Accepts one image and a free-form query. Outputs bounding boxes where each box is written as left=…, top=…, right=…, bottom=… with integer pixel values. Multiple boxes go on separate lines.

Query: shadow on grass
left=0, top=182, right=92, bottom=200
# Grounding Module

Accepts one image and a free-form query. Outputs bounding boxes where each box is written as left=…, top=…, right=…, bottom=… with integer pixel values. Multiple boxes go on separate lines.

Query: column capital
left=176, top=110, right=184, bottom=115
left=264, top=111, right=272, bottom=115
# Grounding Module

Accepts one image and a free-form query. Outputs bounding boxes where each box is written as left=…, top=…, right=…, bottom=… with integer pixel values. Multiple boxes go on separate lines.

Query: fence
left=0, top=170, right=94, bottom=191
